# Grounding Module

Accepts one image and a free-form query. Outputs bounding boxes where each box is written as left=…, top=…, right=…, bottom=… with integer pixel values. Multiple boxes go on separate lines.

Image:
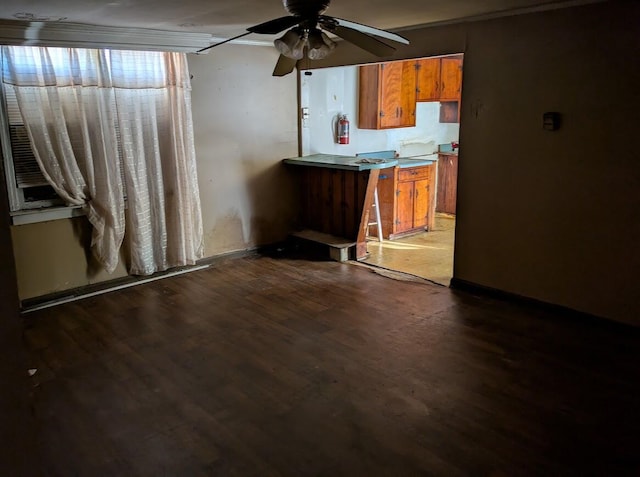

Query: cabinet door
left=439, top=101, right=460, bottom=124
left=379, top=62, right=403, bottom=128
left=398, top=61, right=417, bottom=127
left=413, top=178, right=430, bottom=228
left=376, top=167, right=396, bottom=239
left=358, top=61, right=416, bottom=129
left=425, top=164, right=436, bottom=230
left=436, top=154, right=458, bottom=214
left=440, top=57, right=463, bottom=101
left=416, top=58, right=440, bottom=101
left=358, top=64, right=381, bottom=129
left=395, top=181, right=415, bottom=233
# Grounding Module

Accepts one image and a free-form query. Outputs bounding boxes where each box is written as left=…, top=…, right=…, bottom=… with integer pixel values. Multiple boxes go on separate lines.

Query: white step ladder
left=368, top=187, right=383, bottom=242
left=356, top=150, right=396, bottom=242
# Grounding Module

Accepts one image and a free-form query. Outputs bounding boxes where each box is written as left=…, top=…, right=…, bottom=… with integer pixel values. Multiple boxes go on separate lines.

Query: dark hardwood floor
left=24, top=253, right=640, bottom=476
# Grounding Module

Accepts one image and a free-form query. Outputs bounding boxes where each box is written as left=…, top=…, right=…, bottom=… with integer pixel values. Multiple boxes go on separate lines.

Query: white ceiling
left=0, top=0, right=602, bottom=42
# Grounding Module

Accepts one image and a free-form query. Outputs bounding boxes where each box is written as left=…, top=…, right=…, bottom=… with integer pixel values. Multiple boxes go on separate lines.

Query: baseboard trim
left=21, top=264, right=210, bottom=313
left=450, top=277, right=638, bottom=332
left=21, top=248, right=260, bottom=314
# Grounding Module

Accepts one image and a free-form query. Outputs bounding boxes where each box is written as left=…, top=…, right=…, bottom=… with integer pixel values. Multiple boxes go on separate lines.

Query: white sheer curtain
left=111, top=50, right=203, bottom=275
left=2, top=46, right=203, bottom=275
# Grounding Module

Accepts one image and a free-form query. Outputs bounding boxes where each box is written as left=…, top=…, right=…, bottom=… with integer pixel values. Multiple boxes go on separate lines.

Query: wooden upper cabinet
left=439, top=56, right=463, bottom=101
left=415, top=58, right=441, bottom=101
left=416, top=55, right=463, bottom=102
left=358, top=61, right=416, bottom=130
left=379, top=62, right=403, bottom=129
left=399, top=62, right=417, bottom=126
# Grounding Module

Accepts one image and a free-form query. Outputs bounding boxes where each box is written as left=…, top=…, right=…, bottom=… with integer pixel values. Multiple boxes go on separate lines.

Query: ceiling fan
left=197, top=0, right=410, bottom=76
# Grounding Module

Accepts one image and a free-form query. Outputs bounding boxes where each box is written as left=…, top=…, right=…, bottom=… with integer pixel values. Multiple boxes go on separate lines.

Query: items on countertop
left=438, top=142, right=459, bottom=154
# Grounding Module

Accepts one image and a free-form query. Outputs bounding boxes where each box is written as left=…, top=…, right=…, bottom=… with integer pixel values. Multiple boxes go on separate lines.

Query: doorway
left=299, top=55, right=461, bottom=285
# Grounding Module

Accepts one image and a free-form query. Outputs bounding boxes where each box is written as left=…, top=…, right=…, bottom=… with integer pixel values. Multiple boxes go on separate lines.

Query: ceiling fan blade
left=320, top=15, right=409, bottom=45
left=197, top=32, right=253, bottom=53
left=273, top=54, right=298, bottom=76
left=248, top=16, right=300, bottom=35
left=329, top=25, right=396, bottom=57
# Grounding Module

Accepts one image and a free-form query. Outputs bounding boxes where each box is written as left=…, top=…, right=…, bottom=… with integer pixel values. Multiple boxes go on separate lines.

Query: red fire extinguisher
left=337, top=114, right=350, bottom=144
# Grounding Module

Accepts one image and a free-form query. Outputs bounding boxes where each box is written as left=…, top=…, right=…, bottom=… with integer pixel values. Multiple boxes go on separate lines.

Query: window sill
left=11, top=205, right=85, bottom=225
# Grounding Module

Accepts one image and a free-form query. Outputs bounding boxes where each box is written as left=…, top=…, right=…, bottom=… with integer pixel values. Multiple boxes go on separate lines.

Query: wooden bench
left=290, top=229, right=356, bottom=262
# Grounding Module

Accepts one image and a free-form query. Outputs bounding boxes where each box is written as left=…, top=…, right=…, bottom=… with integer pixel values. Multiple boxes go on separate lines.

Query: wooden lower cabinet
left=436, top=153, right=458, bottom=215
left=291, top=164, right=380, bottom=260
left=375, top=164, right=436, bottom=240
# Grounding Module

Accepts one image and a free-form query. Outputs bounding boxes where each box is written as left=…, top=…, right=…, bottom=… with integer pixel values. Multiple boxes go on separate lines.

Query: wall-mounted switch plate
left=543, top=112, right=561, bottom=131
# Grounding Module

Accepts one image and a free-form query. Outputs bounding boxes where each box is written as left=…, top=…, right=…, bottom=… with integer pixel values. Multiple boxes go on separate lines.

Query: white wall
left=301, top=65, right=459, bottom=157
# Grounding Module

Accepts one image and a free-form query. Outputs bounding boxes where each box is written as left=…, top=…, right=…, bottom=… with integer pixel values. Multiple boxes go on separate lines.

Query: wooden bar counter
left=283, top=154, right=398, bottom=260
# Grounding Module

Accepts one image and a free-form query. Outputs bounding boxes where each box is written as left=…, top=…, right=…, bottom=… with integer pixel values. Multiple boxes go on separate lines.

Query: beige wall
left=189, top=45, right=299, bottom=256
left=11, top=218, right=129, bottom=298
left=454, top=2, right=639, bottom=325
left=315, top=1, right=640, bottom=325
left=10, top=44, right=299, bottom=300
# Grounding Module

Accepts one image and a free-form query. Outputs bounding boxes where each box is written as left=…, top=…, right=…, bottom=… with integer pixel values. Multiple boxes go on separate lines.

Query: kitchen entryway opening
left=300, top=54, right=462, bottom=286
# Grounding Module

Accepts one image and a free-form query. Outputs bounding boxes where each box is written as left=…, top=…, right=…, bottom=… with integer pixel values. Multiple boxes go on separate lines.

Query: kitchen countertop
left=396, top=154, right=438, bottom=168
left=283, top=153, right=398, bottom=171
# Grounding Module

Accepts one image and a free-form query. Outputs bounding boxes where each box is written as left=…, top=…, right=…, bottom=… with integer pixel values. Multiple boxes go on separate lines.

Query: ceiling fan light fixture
left=307, top=29, right=336, bottom=60
left=198, top=0, right=411, bottom=76
left=274, top=29, right=305, bottom=60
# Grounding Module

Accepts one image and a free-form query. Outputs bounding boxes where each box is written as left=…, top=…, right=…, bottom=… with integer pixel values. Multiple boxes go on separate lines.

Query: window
left=0, top=82, right=65, bottom=211
left=1, top=46, right=203, bottom=274
left=0, top=47, right=137, bottom=219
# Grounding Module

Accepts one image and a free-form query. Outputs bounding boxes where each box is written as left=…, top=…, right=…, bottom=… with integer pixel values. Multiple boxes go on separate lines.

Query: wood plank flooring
left=24, top=253, right=640, bottom=476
